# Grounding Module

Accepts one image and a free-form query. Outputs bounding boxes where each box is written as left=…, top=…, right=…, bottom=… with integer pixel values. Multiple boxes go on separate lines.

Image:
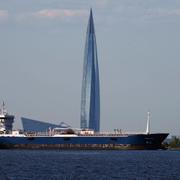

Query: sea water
left=0, top=150, right=180, bottom=180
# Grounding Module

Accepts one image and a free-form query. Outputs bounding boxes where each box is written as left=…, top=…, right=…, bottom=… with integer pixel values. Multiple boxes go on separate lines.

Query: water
left=0, top=150, right=180, bottom=180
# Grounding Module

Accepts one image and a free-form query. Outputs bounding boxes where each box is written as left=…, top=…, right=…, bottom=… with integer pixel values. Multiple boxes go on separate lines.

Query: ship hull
left=0, top=133, right=168, bottom=150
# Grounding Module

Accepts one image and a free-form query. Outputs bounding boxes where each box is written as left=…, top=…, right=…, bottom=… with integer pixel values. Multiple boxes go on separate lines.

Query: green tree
left=169, top=136, right=180, bottom=148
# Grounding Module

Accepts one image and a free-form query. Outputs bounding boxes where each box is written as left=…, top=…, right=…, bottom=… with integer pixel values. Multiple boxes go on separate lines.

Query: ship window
left=110, top=137, right=117, bottom=141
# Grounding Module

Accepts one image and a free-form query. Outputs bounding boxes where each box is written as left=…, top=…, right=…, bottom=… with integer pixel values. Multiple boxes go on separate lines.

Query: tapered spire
left=89, top=8, right=95, bottom=34
left=80, top=9, right=100, bottom=132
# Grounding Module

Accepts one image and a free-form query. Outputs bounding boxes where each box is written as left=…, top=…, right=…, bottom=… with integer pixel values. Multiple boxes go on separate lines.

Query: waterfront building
left=80, top=9, right=100, bottom=132
left=21, top=117, right=70, bottom=132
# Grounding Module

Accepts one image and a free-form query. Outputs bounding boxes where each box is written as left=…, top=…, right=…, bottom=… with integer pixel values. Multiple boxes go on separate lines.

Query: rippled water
left=0, top=150, right=180, bottom=180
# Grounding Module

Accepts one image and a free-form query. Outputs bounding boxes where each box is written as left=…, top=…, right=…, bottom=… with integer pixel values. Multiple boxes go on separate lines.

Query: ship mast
left=1, top=101, right=6, bottom=115
left=146, top=111, right=150, bottom=134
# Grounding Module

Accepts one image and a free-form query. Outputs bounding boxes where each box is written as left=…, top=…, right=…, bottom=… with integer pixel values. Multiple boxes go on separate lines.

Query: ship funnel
left=146, top=111, right=150, bottom=134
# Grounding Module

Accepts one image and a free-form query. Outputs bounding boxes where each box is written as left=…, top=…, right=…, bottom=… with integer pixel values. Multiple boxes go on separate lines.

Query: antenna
left=1, top=101, right=7, bottom=115
left=146, top=111, right=150, bottom=134
left=2, top=101, right=4, bottom=115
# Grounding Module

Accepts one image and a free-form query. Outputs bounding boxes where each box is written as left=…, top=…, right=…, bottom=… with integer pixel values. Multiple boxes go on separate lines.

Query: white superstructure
left=0, top=102, right=14, bottom=133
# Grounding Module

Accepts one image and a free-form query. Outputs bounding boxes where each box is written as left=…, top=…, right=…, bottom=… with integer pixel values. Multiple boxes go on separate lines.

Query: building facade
left=80, top=9, right=100, bottom=132
left=21, top=117, right=70, bottom=132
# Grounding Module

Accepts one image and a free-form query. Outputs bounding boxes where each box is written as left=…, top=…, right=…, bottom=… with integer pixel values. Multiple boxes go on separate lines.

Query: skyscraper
left=80, top=9, right=100, bottom=132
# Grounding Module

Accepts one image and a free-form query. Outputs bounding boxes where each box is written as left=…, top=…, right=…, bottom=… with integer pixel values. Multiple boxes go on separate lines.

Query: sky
left=0, top=0, right=180, bottom=135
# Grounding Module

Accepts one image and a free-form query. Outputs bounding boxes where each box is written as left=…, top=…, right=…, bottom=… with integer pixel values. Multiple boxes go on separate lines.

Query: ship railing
left=24, top=131, right=146, bottom=137
left=121, top=131, right=146, bottom=135
left=77, top=131, right=146, bottom=136
left=78, top=132, right=127, bottom=136
left=25, top=131, right=50, bottom=137
left=25, top=131, right=77, bottom=137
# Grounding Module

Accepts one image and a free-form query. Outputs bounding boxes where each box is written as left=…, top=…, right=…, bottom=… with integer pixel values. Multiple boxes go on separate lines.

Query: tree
left=169, top=136, right=180, bottom=148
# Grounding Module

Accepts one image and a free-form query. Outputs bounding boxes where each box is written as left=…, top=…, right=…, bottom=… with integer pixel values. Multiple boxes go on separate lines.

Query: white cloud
left=0, top=10, right=8, bottom=17
left=33, top=9, right=88, bottom=19
left=145, top=8, right=180, bottom=19
left=0, top=10, right=9, bottom=22
left=14, top=9, right=89, bottom=23
left=167, top=9, right=180, bottom=16
left=106, top=5, right=180, bottom=24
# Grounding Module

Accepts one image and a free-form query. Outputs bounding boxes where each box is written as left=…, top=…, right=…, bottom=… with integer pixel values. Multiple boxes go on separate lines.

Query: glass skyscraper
left=80, top=9, right=100, bottom=132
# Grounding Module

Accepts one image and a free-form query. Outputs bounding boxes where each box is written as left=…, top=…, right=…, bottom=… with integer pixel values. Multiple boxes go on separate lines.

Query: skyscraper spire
left=89, top=8, right=94, bottom=34
left=80, top=9, right=100, bottom=132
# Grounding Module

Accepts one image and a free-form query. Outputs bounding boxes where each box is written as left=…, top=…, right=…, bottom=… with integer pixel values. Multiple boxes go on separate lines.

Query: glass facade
left=21, top=117, right=70, bottom=132
left=80, top=9, right=100, bottom=132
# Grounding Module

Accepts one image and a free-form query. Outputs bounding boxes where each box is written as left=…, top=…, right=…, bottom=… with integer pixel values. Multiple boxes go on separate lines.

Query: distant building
left=21, top=117, right=70, bottom=132
left=80, top=9, right=100, bottom=132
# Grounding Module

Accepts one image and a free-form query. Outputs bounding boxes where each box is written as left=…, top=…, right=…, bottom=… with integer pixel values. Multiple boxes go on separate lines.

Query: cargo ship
left=0, top=104, right=168, bottom=150
left=0, top=10, right=169, bottom=150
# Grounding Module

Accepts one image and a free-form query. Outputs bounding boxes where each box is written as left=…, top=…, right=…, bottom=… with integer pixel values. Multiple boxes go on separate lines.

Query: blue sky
left=0, top=0, right=180, bottom=135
